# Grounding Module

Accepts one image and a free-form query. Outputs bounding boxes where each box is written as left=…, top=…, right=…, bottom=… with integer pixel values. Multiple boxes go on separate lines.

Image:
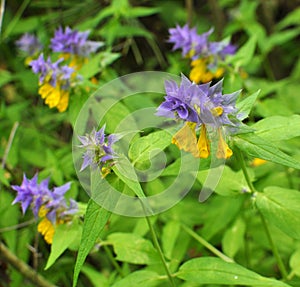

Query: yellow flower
left=216, top=128, right=233, bottom=159
left=251, top=158, right=267, bottom=167
left=189, top=58, right=224, bottom=84
left=38, top=83, right=70, bottom=112
left=37, top=217, right=55, bottom=244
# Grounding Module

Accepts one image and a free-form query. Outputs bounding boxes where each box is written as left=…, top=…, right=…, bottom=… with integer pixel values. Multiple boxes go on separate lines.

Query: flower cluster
left=30, top=54, right=76, bottom=112
left=156, top=74, right=240, bottom=159
left=51, top=27, right=104, bottom=59
left=16, top=27, right=103, bottom=112
left=12, top=174, right=78, bottom=244
left=16, top=33, right=43, bottom=64
left=78, top=125, right=118, bottom=177
left=169, top=24, right=236, bottom=83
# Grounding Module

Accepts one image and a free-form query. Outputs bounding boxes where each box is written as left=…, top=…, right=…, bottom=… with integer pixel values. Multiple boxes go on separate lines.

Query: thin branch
left=0, top=0, right=5, bottom=36
left=0, top=242, right=57, bottom=287
left=1, top=122, right=19, bottom=169
left=185, top=0, right=193, bottom=26
left=0, top=219, right=35, bottom=233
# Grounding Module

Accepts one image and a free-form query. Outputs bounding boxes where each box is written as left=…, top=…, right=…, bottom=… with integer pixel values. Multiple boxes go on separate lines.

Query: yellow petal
left=37, top=218, right=55, bottom=244
left=197, top=125, right=210, bottom=158
left=216, top=129, right=233, bottom=159
left=172, top=122, right=199, bottom=157
left=251, top=158, right=267, bottom=167
left=56, top=90, right=70, bottom=112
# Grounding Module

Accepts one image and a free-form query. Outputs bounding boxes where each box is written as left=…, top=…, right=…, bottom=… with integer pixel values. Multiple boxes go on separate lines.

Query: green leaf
left=252, top=115, right=300, bottom=142
left=236, top=90, right=260, bottom=121
left=233, top=134, right=300, bottom=169
left=177, top=257, right=291, bottom=286
left=45, top=221, right=82, bottom=269
left=81, top=265, right=109, bottom=287
left=128, top=130, right=172, bottom=164
left=125, top=7, right=160, bottom=18
left=111, top=270, right=162, bottom=287
left=226, top=36, right=257, bottom=67
left=289, top=248, right=300, bottom=277
left=162, top=220, right=181, bottom=260
left=0, top=70, right=14, bottom=88
left=73, top=200, right=111, bottom=287
left=197, top=166, right=252, bottom=196
left=107, top=232, right=160, bottom=265
left=256, top=186, right=300, bottom=240
left=222, top=217, right=246, bottom=258
left=277, top=7, right=300, bottom=30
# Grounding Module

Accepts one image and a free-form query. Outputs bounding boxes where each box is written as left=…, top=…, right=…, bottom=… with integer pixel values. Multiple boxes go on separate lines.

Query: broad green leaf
left=234, top=134, right=300, bottom=170
left=289, top=249, right=300, bottom=277
left=111, top=270, right=162, bottom=287
left=0, top=70, right=14, bottom=88
left=222, top=217, right=246, bottom=258
left=226, top=36, right=256, bottom=67
left=162, top=220, right=181, bottom=260
left=256, top=186, right=300, bottom=240
left=236, top=90, right=260, bottom=121
left=129, top=130, right=172, bottom=165
left=252, top=115, right=300, bottom=142
left=73, top=200, right=111, bottom=287
left=197, top=166, right=252, bottom=196
left=112, top=155, right=146, bottom=199
left=107, top=232, right=160, bottom=265
left=45, top=221, right=82, bottom=269
left=177, top=257, right=291, bottom=286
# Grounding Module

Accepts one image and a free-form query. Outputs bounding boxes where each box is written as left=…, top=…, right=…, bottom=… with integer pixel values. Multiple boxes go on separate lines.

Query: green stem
left=236, top=148, right=288, bottom=279
left=181, top=224, right=234, bottom=263
left=235, top=148, right=256, bottom=193
left=102, top=244, right=125, bottom=277
left=2, top=0, right=31, bottom=40
left=145, top=216, right=176, bottom=287
left=259, top=212, right=288, bottom=280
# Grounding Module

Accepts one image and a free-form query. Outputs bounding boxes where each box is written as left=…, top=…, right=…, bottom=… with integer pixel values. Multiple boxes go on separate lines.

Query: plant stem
left=236, top=148, right=288, bottom=279
left=1, top=122, right=19, bottom=169
left=259, top=212, right=288, bottom=280
left=0, top=241, right=57, bottom=287
left=102, top=244, right=124, bottom=277
left=235, top=148, right=256, bottom=193
left=181, top=224, right=234, bottom=263
left=145, top=216, right=176, bottom=287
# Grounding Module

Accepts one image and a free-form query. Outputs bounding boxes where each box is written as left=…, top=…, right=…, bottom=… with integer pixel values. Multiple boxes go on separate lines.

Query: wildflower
left=12, top=174, right=78, bottom=244
left=78, top=124, right=118, bottom=176
left=30, top=54, right=75, bottom=112
left=16, top=33, right=43, bottom=64
left=51, top=27, right=103, bottom=69
left=156, top=74, right=240, bottom=159
left=168, top=24, right=212, bottom=59
left=251, top=158, right=267, bottom=167
left=168, top=24, right=236, bottom=83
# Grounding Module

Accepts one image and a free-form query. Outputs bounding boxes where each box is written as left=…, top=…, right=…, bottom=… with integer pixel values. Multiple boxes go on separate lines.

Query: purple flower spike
left=78, top=125, right=119, bottom=172
left=16, top=33, right=43, bottom=56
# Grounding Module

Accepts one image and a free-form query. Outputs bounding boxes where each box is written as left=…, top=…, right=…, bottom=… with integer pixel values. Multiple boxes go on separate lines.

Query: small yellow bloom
left=189, top=58, right=224, bottom=84
left=251, top=158, right=267, bottom=167
left=216, top=129, right=233, bottom=159
left=38, top=83, right=70, bottom=112
left=38, top=217, right=55, bottom=244
left=197, top=125, right=210, bottom=158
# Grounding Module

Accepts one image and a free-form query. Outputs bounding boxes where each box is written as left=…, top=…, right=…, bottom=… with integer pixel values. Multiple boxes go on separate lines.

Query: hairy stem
left=259, top=212, right=288, bottom=280
left=181, top=224, right=234, bottom=263
left=102, top=244, right=125, bottom=277
left=145, top=216, right=175, bottom=287
left=236, top=148, right=288, bottom=279
left=0, top=241, right=57, bottom=287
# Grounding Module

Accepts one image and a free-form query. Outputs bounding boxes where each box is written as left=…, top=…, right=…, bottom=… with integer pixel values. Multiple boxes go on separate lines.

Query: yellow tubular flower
left=189, top=58, right=224, bottom=84
left=38, top=83, right=70, bottom=112
left=38, top=217, right=55, bottom=244
left=216, top=128, right=233, bottom=159
left=251, top=158, right=267, bottom=167
left=197, top=125, right=210, bottom=158
left=172, top=122, right=199, bottom=157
